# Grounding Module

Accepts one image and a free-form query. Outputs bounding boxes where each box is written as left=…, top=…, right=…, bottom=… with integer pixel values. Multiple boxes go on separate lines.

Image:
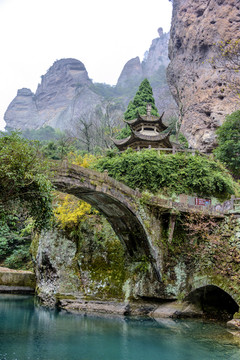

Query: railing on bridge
left=150, top=194, right=240, bottom=217
left=185, top=195, right=240, bottom=215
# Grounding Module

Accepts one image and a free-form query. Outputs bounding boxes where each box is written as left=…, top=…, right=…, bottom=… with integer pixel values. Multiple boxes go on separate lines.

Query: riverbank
left=58, top=297, right=203, bottom=318
left=58, top=297, right=240, bottom=338
left=1, top=265, right=239, bottom=336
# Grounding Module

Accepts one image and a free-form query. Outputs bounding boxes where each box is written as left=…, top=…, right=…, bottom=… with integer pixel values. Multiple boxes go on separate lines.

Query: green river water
left=0, top=294, right=240, bottom=360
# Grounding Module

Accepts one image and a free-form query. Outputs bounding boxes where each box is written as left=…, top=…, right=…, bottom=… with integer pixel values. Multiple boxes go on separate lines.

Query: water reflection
left=0, top=295, right=239, bottom=360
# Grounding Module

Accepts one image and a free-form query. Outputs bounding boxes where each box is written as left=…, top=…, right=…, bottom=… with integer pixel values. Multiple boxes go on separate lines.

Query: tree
left=93, top=102, right=123, bottom=150
left=124, top=78, right=159, bottom=121
left=75, top=117, right=93, bottom=153
left=41, top=135, right=76, bottom=160
left=116, top=79, right=159, bottom=139
left=0, top=132, right=54, bottom=269
left=214, top=110, right=240, bottom=178
left=0, top=132, right=53, bottom=229
left=21, top=126, right=61, bottom=141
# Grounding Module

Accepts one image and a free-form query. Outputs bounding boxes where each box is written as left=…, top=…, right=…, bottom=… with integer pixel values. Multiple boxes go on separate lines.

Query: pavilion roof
left=113, top=130, right=172, bottom=150
left=125, top=112, right=167, bottom=131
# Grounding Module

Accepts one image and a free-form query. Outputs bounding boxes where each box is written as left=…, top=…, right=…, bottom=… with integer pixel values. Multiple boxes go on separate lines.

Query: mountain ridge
left=4, top=29, right=175, bottom=133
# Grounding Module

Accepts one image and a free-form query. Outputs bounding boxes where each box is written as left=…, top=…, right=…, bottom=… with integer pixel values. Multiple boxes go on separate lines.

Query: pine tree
left=124, top=79, right=159, bottom=120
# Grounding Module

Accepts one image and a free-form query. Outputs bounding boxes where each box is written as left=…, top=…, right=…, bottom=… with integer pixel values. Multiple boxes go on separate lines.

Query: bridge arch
left=185, top=285, right=239, bottom=320
left=52, top=163, right=161, bottom=279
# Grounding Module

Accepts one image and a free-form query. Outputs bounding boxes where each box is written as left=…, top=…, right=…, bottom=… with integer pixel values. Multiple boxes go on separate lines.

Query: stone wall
left=0, top=267, right=36, bottom=294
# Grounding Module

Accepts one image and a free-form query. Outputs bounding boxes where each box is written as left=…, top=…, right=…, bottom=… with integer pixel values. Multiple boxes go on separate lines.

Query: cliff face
left=167, top=0, right=240, bottom=152
left=143, top=28, right=170, bottom=76
left=4, top=59, right=106, bottom=131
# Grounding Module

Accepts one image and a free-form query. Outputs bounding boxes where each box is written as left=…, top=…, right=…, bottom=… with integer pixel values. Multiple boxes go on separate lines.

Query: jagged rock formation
left=117, top=29, right=175, bottom=117
left=4, top=88, right=39, bottom=130
left=116, top=57, right=143, bottom=88
left=4, top=29, right=176, bottom=133
left=4, top=59, right=114, bottom=132
left=117, top=28, right=170, bottom=87
left=143, top=27, right=170, bottom=76
left=167, top=0, right=240, bottom=152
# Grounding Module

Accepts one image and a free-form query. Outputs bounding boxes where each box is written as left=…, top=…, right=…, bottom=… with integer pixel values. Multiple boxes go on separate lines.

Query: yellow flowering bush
left=54, top=193, right=93, bottom=228
left=68, top=152, right=97, bottom=168
left=54, top=153, right=99, bottom=229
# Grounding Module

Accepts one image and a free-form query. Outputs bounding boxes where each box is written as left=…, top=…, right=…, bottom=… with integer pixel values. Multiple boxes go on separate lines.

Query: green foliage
left=94, top=149, right=236, bottom=199
left=115, top=125, right=132, bottom=140
left=214, top=110, right=240, bottom=177
left=40, top=138, right=76, bottom=160
left=20, top=126, right=78, bottom=160
left=170, top=132, right=189, bottom=148
left=0, top=209, right=33, bottom=269
left=0, top=131, right=55, bottom=269
left=146, top=65, right=168, bottom=89
left=124, top=79, right=159, bottom=121
left=21, top=126, right=62, bottom=141
left=0, top=131, right=53, bottom=229
left=92, top=83, right=118, bottom=99
left=177, top=133, right=189, bottom=148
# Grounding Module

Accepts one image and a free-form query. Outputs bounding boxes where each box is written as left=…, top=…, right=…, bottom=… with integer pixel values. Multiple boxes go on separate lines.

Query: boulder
left=227, top=319, right=240, bottom=331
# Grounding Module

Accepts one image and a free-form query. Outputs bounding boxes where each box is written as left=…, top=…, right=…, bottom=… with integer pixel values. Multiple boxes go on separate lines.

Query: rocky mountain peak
left=157, top=27, right=164, bottom=37
left=117, top=57, right=143, bottom=88
left=4, top=31, right=175, bottom=135
left=17, top=88, right=34, bottom=97
left=117, top=29, right=170, bottom=88
left=36, top=58, right=90, bottom=96
left=4, top=58, right=93, bottom=131
left=143, top=28, right=170, bottom=76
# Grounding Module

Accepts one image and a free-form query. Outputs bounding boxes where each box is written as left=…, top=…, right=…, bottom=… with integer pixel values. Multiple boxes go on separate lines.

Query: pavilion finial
left=146, top=103, right=152, bottom=116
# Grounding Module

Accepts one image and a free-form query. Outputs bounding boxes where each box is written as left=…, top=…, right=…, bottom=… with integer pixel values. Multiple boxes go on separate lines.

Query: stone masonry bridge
left=52, top=162, right=240, bottom=317
left=53, top=162, right=228, bottom=275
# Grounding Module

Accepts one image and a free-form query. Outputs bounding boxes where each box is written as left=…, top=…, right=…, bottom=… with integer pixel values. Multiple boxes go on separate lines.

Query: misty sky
left=0, top=0, right=172, bottom=130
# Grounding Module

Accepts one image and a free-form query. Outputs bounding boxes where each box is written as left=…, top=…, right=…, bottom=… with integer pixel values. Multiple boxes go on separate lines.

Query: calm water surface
left=0, top=294, right=240, bottom=360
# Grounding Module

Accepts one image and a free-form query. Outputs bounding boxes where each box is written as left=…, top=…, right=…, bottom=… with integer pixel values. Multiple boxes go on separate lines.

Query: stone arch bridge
left=52, top=162, right=239, bottom=317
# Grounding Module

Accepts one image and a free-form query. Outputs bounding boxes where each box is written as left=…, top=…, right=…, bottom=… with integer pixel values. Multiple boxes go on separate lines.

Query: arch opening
left=185, top=285, right=239, bottom=320
left=71, top=190, right=150, bottom=258
left=53, top=165, right=162, bottom=280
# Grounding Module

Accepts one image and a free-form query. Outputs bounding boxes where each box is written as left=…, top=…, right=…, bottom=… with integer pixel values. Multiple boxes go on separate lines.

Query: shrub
left=214, top=110, right=240, bottom=178
left=94, top=149, right=236, bottom=199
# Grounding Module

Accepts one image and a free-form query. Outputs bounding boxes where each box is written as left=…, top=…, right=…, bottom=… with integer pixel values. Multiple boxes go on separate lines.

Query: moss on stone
left=157, top=212, right=240, bottom=304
